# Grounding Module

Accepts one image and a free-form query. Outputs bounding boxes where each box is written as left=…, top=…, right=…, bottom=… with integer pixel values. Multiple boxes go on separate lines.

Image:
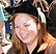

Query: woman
left=32, top=0, right=49, bottom=14
left=0, top=0, right=10, bottom=46
left=5, top=1, right=56, bottom=54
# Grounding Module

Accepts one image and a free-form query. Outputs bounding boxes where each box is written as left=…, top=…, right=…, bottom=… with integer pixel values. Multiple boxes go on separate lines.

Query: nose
left=20, top=26, right=26, bottom=33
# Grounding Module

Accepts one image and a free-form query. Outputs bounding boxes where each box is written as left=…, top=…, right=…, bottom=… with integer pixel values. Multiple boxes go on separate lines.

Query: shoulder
left=49, top=40, right=56, bottom=49
left=46, top=40, right=56, bottom=54
left=7, top=47, right=15, bottom=54
left=52, top=42, right=56, bottom=54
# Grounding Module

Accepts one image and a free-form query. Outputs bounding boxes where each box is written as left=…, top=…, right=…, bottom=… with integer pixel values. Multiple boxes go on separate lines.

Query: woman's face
left=14, top=13, right=40, bottom=45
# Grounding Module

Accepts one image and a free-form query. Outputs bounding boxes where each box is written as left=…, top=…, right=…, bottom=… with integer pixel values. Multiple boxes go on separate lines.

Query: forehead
left=14, top=13, right=33, bottom=24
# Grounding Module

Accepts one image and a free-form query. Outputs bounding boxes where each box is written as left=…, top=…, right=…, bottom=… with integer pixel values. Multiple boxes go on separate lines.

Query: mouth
left=16, top=1, right=18, bottom=2
left=21, top=34, right=29, bottom=40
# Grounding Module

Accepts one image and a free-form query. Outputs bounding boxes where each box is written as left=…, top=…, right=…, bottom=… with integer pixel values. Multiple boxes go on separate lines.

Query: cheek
left=27, top=24, right=38, bottom=38
left=15, top=29, right=22, bottom=39
left=28, top=25, right=37, bottom=35
left=29, top=30, right=38, bottom=37
left=15, top=29, right=20, bottom=35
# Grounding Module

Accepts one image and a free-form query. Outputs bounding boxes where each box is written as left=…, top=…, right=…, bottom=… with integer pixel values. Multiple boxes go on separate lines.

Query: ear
left=37, top=23, right=41, bottom=30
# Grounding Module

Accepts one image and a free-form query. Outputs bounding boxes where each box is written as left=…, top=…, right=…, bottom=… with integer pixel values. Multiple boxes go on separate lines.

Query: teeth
left=21, top=34, right=29, bottom=39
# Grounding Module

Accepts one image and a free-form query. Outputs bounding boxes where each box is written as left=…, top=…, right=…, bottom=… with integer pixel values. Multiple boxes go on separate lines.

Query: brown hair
left=10, top=13, right=55, bottom=54
left=11, top=14, right=26, bottom=54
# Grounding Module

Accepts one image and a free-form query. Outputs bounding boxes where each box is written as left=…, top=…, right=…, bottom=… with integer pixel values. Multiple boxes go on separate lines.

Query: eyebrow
left=24, top=21, right=30, bottom=25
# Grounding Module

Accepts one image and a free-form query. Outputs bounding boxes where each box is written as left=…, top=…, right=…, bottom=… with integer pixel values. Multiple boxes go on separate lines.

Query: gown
left=26, top=45, right=45, bottom=54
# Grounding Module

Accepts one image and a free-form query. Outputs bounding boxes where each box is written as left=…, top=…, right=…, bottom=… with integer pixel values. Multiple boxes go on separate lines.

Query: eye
left=15, top=26, right=19, bottom=28
left=25, top=24, right=30, bottom=27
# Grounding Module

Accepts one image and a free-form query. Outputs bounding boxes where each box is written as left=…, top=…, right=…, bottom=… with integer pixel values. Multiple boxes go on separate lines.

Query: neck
left=27, top=38, right=38, bottom=54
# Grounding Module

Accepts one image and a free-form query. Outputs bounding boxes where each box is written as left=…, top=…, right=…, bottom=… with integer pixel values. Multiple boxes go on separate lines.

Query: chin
left=22, top=39, right=30, bottom=44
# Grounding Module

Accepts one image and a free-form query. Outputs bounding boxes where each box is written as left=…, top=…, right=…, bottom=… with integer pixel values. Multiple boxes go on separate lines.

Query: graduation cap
left=5, top=0, right=38, bottom=18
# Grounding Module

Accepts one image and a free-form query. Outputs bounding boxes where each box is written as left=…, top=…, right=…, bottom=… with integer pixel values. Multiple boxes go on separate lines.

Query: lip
left=21, top=34, right=29, bottom=40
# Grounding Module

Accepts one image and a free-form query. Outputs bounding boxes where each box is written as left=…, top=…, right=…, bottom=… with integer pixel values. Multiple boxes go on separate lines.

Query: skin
left=0, top=45, right=3, bottom=54
left=14, top=13, right=40, bottom=53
